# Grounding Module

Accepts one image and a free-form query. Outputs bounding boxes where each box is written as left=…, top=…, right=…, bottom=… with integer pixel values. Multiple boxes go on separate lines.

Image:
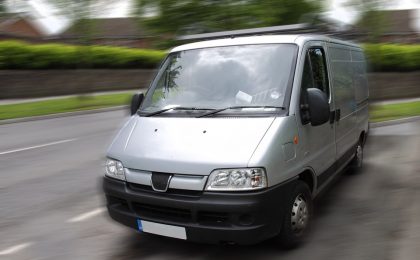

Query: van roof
left=170, top=34, right=361, bottom=53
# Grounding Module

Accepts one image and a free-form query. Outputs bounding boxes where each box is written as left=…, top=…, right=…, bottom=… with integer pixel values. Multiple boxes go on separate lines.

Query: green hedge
left=0, top=41, right=166, bottom=69
left=1, top=40, right=420, bottom=71
left=364, top=44, right=420, bottom=72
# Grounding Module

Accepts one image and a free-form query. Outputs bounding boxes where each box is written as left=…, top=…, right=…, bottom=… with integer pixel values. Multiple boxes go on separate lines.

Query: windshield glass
left=140, top=44, right=297, bottom=114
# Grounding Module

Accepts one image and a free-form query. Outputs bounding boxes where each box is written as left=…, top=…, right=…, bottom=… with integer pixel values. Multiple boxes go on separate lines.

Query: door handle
left=329, top=110, right=335, bottom=124
left=335, top=109, right=341, bottom=122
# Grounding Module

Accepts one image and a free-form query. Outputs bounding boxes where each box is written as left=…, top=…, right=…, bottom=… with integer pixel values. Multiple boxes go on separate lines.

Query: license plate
left=137, top=219, right=187, bottom=240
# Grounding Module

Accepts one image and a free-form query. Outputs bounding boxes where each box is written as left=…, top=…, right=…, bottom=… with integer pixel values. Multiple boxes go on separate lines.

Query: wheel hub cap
left=291, top=195, right=309, bottom=234
left=356, top=144, right=363, bottom=167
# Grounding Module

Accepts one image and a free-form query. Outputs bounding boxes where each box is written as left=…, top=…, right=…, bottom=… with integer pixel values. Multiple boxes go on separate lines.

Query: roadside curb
left=370, top=115, right=420, bottom=128
left=0, top=105, right=127, bottom=125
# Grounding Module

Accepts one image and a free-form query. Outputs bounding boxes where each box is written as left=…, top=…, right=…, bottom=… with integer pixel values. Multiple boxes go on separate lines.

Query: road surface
left=1, top=111, right=419, bottom=260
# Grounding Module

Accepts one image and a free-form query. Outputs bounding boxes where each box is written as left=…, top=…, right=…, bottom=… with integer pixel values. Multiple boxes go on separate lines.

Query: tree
left=46, top=0, right=112, bottom=42
left=346, top=0, right=390, bottom=42
left=45, top=0, right=115, bottom=95
left=0, top=0, right=6, bottom=15
left=134, top=0, right=321, bottom=35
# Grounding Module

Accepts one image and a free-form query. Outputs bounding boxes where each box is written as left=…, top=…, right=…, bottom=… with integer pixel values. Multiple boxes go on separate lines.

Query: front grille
left=197, top=211, right=229, bottom=225
left=131, top=202, right=231, bottom=226
left=108, top=183, right=236, bottom=226
left=132, top=202, right=192, bottom=222
left=151, top=172, right=172, bottom=191
left=128, top=183, right=202, bottom=197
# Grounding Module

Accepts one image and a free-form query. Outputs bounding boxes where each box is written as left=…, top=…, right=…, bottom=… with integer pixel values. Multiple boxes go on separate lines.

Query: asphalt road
left=1, top=111, right=419, bottom=260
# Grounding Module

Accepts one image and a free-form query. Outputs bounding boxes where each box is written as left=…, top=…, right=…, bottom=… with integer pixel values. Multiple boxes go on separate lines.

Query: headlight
left=205, top=168, right=267, bottom=191
left=105, top=158, right=125, bottom=181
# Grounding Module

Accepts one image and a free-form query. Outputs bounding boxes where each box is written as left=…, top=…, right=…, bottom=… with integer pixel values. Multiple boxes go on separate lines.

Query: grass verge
left=0, top=93, right=132, bottom=121
left=1, top=94, right=419, bottom=122
left=370, top=101, right=420, bottom=123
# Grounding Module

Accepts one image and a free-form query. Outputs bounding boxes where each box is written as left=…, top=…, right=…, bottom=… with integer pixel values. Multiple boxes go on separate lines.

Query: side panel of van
left=327, top=44, right=359, bottom=160
left=351, top=49, right=369, bottom=138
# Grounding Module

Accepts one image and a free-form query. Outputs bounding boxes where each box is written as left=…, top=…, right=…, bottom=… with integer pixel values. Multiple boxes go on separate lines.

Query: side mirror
left=130, top=93, right=144, bottom=115
left=307, top=88, right=330, bottom=126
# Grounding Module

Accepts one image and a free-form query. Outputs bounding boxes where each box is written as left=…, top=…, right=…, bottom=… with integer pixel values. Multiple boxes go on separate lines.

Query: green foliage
left=0, top=93, right=133, bottom=120
left=370, top=101, right=420, bottom=122
left=1, top=41, right=420, bottom=72
left=0, top=41, right=166, bottom=69
left=135, top=0, right=320, bottom=34
left=356, top=10, right=386, bottom=43
left=364, top=44, right=420, bottom=72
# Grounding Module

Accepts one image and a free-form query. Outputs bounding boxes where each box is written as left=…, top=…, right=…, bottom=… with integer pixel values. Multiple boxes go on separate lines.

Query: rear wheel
left=278, top=181, right=313, bottom=249
left=349, top=141, right=363, bottom=172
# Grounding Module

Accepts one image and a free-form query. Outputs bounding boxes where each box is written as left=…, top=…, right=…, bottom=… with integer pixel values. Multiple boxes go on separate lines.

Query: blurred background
left=0, top=0, right=419, bottom=107
left=0, top=0, right=419, bottom=259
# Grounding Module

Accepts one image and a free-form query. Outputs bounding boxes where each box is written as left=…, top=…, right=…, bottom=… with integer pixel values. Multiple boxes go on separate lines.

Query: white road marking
left=67, top=207, right=106, bottom=223
left=0, top=242, right=32, bottom=256
left=0, top=139, right=77, bottom=155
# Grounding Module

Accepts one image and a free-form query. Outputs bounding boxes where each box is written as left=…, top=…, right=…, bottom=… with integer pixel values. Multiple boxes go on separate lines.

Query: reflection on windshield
left=140, top=44, right=297, bottom=113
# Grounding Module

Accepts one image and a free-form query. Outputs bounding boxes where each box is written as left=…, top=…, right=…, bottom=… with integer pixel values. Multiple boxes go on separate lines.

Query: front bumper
left=103, top=176, right=297, bottom=245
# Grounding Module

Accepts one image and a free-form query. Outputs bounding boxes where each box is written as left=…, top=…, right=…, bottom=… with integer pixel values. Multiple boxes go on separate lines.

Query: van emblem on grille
left=151, top=173, right=173, bottom=192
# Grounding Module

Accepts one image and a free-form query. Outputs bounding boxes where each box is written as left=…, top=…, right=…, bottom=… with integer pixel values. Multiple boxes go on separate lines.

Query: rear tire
left=278, top=181, right=313, bottom=249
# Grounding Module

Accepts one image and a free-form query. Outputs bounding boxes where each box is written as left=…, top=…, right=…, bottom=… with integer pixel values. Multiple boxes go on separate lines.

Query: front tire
left=278, top=181, right=313, bottom=249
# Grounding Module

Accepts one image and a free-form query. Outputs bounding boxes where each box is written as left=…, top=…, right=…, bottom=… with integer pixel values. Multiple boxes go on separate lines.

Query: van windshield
left=140, top=44, right=297, bottom=115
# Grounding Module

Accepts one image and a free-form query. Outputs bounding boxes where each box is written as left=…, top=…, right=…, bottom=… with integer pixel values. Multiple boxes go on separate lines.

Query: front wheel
left=277, top=181, right=313, bottom=249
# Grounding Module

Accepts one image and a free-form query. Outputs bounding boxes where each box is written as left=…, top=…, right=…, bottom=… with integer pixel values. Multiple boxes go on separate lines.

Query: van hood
left=107, top=116, right=276, bottom=176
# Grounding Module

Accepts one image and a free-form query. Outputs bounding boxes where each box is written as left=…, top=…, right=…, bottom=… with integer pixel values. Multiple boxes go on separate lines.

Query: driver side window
left=301, top=48, right=329, bottom=96
left=300, top=47, right=329, bottom=124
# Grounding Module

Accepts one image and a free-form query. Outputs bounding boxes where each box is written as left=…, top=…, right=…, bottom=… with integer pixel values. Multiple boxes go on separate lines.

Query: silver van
left=103, top=33, right=369, bottom=247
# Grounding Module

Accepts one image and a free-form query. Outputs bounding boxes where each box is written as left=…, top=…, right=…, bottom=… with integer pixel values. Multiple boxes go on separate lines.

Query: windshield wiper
left=196, top=106, right=285, bottom=118
left=141, top=107, right=214, bottom=117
